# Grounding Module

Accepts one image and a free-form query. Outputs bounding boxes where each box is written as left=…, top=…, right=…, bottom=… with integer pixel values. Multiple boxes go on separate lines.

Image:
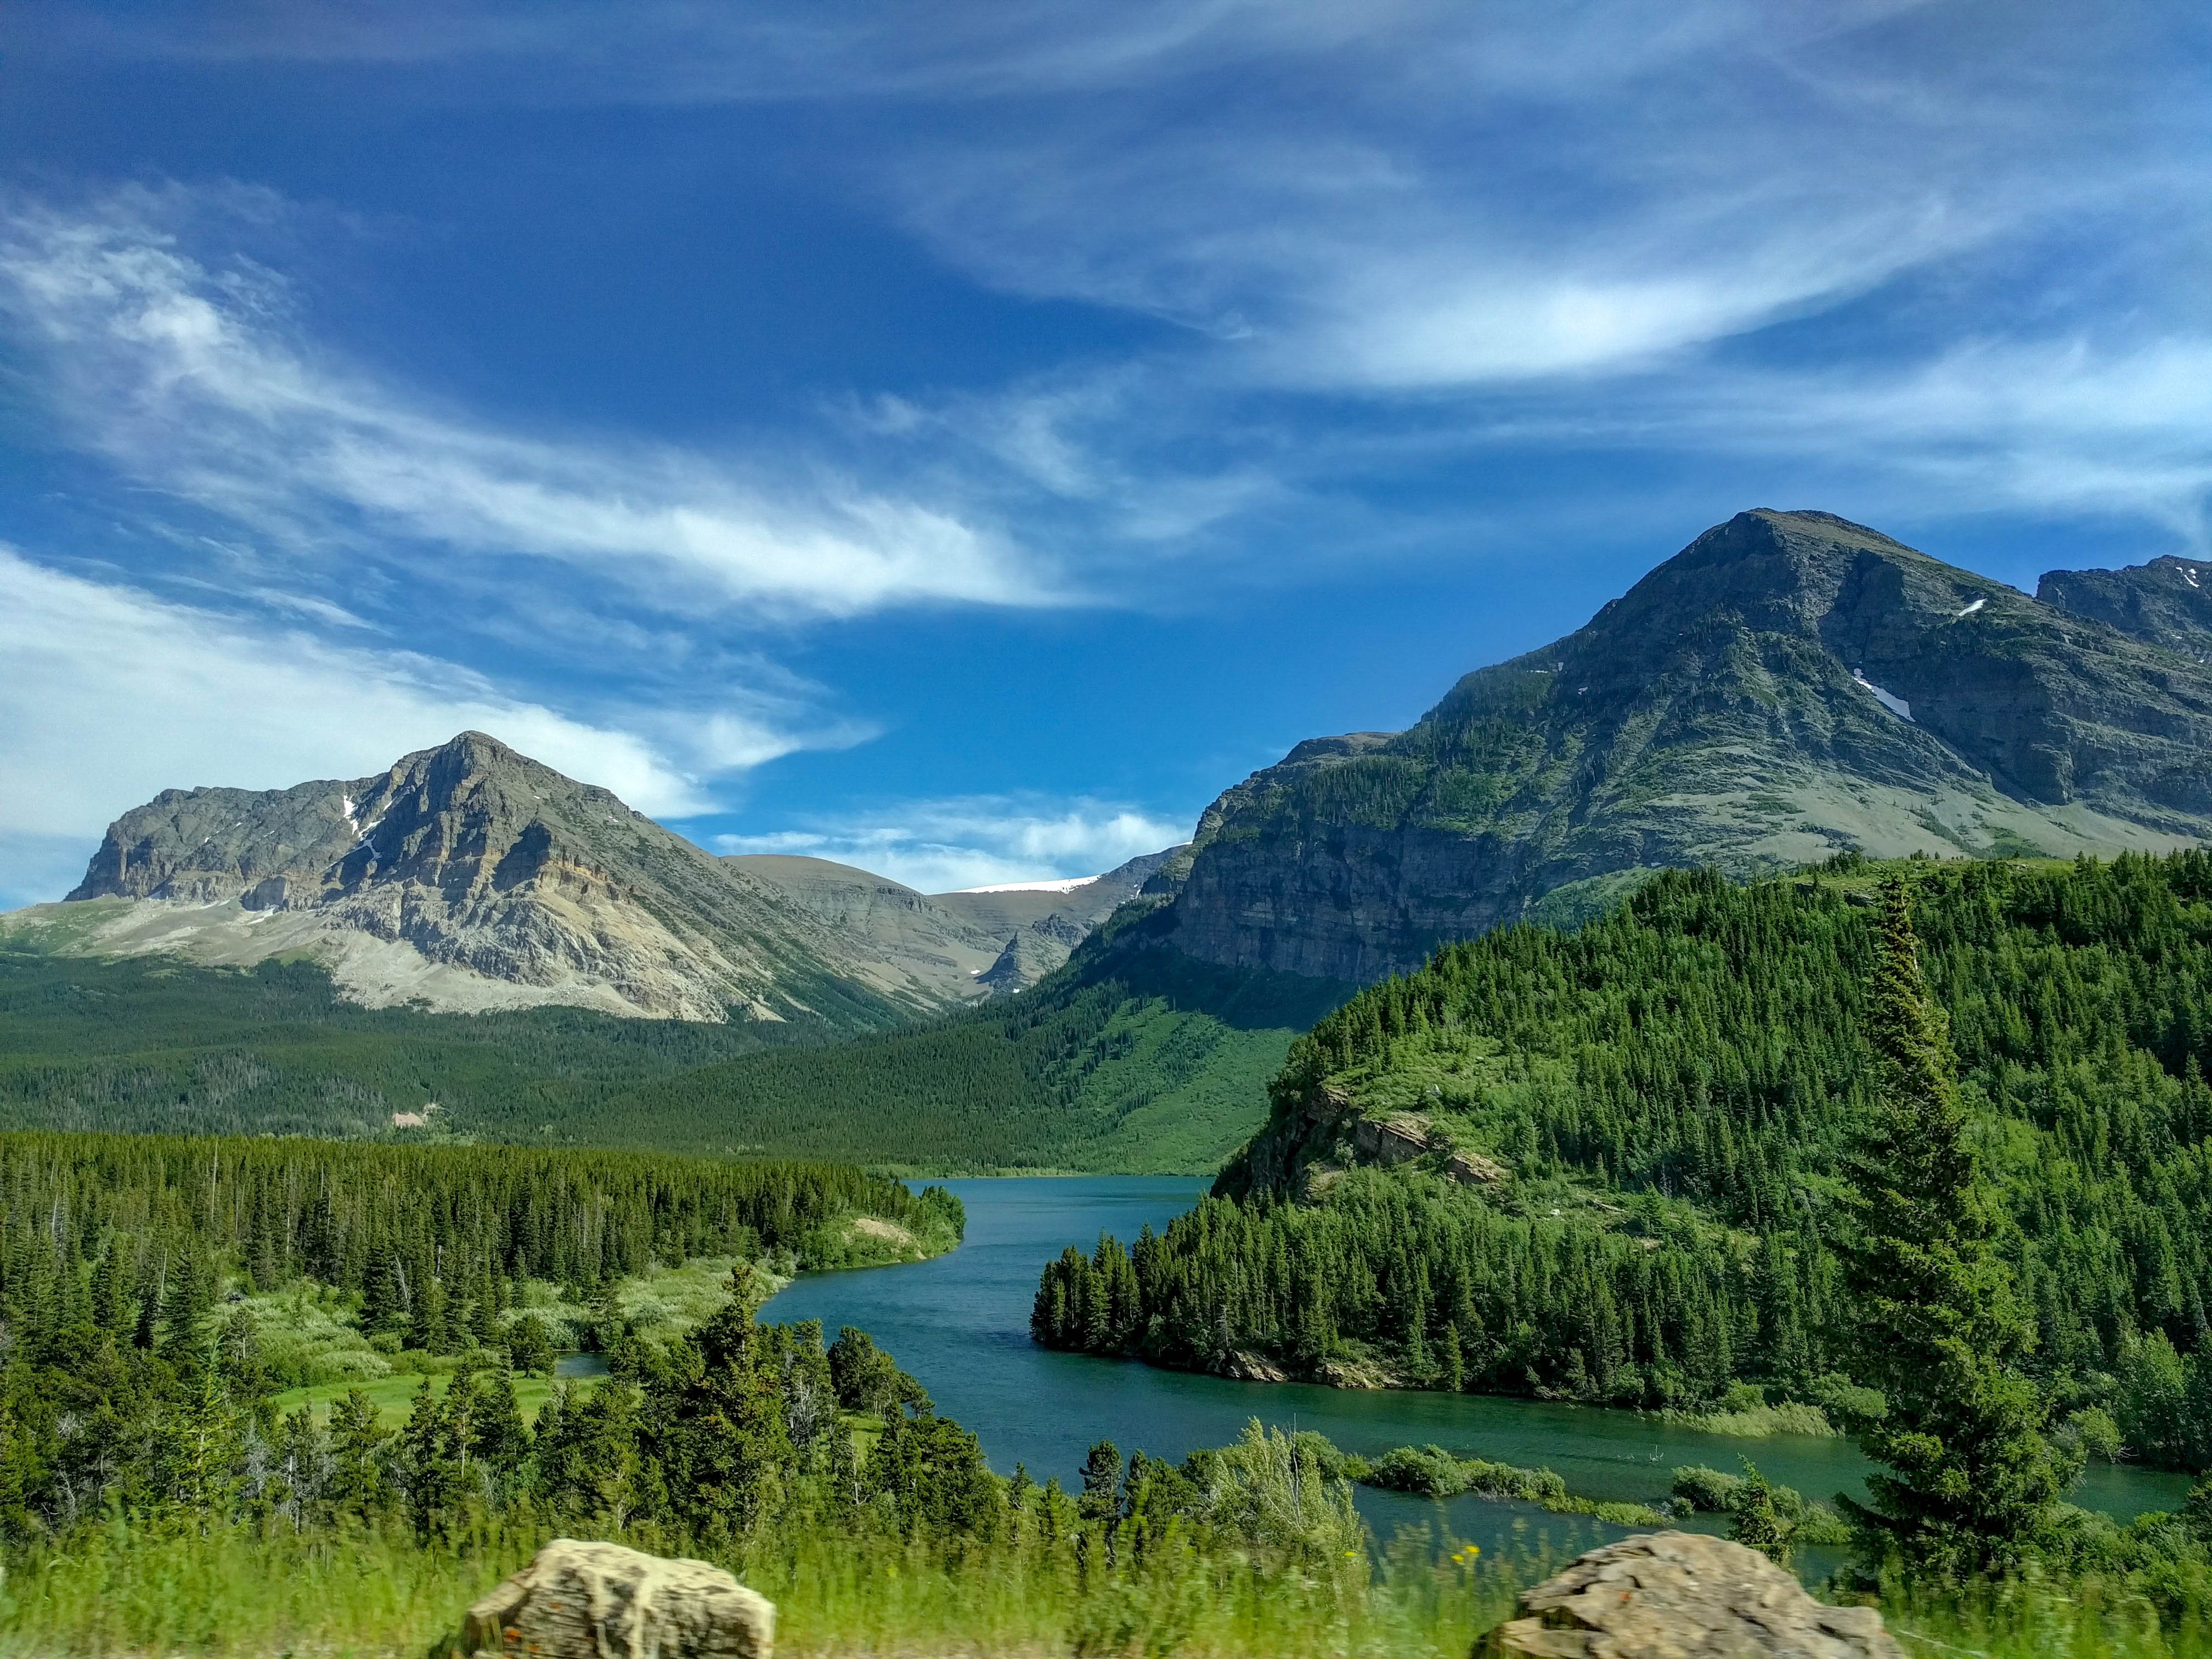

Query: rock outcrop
left=459, top=1538, right=773, bottom=1659
left=1155, top=510, right=2212, bottom=984
left=1215, top=1078, right=1507, bottom=1202
left=1474, top=1531, right=1900, bottom=1659
left=32, top=733, right=927, bottom=1022
left=2040, top=555, right=2212, bottom=662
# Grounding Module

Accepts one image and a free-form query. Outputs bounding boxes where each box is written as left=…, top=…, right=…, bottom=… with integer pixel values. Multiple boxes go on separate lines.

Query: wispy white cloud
left=0, top=186, right=1053, bottom=623
left=39, top=4, right=2185, bottom=403
left=0, top=546, right=828, bottom=887
left=713, top=794, right=1188, bottom=891
left=794, top=3, right=2185, bottom=385
left=1452, top=335, right=2212, bottom=543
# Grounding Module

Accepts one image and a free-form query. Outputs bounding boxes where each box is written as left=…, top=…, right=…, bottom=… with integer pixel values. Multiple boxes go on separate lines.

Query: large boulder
left=459, top=1538, right=774, bottom=1659
left=1475, top=1531, right=1901, bottom=1659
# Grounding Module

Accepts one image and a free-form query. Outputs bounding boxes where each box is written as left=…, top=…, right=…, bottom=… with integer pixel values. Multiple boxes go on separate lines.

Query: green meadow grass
left=256, top=1255, right=767, bottom=1425
left=1, top=1519, right=2204, bottom=1659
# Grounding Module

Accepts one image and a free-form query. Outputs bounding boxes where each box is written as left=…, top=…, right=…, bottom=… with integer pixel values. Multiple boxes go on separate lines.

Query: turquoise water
left=761, top=1176, right=2197, bottom=1562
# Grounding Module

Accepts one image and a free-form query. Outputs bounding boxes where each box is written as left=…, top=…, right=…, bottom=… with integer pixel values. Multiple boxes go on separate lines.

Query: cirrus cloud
left=0, top=185, right=1055, bottom=624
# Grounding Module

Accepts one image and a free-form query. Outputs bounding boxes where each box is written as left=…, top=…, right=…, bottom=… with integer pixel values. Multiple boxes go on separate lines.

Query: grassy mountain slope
left=591, top=919, right=1353, bottom=1171
left=1035, top=852, right=2212, bottom=1468
left=0, top=914, right=1347, bottom=1170
left=0, top=932, right=809, bottom=1142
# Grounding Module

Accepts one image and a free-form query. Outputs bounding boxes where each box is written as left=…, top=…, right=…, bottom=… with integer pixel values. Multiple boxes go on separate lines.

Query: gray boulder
left=1475, top=1531, right=1900, bottom=1659
left=460, top=1538, right=774, bottom=1659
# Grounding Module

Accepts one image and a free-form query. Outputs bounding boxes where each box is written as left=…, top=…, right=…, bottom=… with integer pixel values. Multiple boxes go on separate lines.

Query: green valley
left=0, top=910, right=1346, bottom=1171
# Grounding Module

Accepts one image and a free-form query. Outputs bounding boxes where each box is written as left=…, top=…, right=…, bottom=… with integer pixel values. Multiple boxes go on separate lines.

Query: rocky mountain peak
left=2039, top=554, right=2212, bottom=662
left=48, top=733, right=925, bottom=1024
left=1153, top=509, right=2212, bottom=983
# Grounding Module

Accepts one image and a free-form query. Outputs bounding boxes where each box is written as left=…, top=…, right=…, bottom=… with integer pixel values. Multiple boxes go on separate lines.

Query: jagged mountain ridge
left=47, top=732, right=898, bottom=1022
left=22, top=732, right=1184, bottom=1023
left=1144, top=510, right=2212, bottom=983
left=2038, top=555, right=2212, bottom=662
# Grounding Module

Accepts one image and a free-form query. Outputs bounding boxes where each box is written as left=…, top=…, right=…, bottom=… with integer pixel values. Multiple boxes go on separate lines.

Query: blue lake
left=761, top=1176, right=2196, bottom=1565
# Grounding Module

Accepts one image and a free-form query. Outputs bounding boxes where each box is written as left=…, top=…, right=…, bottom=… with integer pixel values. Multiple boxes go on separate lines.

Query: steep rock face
left=2039, top=555, right=2212, bottom=661
left=948, top=849, right=1185, bottom=994
left=1162, top=511, right=2212, bottom=982
left=53, top=733, right=909, bottom=1023
left=974, top=910, right=1090, bottom=993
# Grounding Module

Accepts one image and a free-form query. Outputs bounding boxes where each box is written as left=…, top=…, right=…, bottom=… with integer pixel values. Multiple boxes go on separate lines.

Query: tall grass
left=0, top=1516, right=1506, bottom=1659
left=2, top=1522, right=2207, bottom=1659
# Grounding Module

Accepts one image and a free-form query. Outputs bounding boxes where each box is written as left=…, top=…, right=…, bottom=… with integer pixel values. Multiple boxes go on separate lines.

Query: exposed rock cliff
left=1157, top=510, right=2212, bottom=983
left=2039, top=555, right=2212, bottom=661
left=40, top=733, right=920, bottom=1023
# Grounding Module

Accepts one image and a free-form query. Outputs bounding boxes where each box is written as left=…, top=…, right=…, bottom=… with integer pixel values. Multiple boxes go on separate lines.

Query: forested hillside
left=0, top=940, right=810, bottom=1142
left=1035, top=853, right=2212, bottom=1470
left=0, top=917, right=1346, bottom=1171
left=0, top=1133, right=960, bottom=1317
left=0, top=1133, right=1487, bottom=1659
left=594, top=923, right=1351, bottom=1170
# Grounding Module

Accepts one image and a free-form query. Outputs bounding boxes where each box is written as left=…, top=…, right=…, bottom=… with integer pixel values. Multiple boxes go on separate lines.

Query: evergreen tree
left=1727, top=1461, right=1793, bottom=1563
left=326, top=1387, right=392, bottom=1522
left=471, top=1367, right=532, bottom=1489
left=267, top=1406, right=324, bottom=1533
left=399, top=1376, right=467, bottom=1543
left=158, top=1256, right=214, bottom=1368
left=162, top=1335, right=241, bottom=1522
left=0, top=1389, right=37, bottom=1544
left=506, top=1313, right=557, bottom=1378
left=1838, top=876, right=2074, bottom=1577
left=1080, top=1439, right=1124, bottom=1523
left=217, top=1307, right=269, bottom=1402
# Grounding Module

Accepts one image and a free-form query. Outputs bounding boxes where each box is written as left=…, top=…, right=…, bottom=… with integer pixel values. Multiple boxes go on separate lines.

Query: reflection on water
left=761, top=1176, right=2196, bottom=1567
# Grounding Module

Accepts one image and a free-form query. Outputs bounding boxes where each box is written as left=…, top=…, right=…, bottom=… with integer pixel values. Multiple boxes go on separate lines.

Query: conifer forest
left=1035, top=855, right=2212, bottom=1473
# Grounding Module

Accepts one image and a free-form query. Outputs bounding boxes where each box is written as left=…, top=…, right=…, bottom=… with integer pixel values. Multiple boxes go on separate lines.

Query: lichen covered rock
left=1475, top=1531, right=1900, bottom=1659
left=460, top=1538, right=774, bottom=1659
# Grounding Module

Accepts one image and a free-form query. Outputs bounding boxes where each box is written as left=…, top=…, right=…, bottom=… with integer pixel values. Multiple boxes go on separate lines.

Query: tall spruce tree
left=1838, top=876, right=2074, bottom=1577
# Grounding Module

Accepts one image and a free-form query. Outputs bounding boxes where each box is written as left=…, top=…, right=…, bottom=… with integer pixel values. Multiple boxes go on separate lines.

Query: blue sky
left=2, top=0, right=2207, bottom=904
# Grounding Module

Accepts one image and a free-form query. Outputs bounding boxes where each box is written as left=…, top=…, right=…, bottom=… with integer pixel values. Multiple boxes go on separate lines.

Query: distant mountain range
left=9, top=730, right=1178, bottom=1026
left=8, top=507, right=2212, bottom=1170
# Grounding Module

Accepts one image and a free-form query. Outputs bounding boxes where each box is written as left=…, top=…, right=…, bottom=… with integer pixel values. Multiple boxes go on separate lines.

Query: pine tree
left=1837, top=876, right=2074, bottom=1577
left=471, top=1367, right=532, bottom=1485
left=506, top=1312, right=556, bottom=1378
left=1727, top=1460, right=1793, bottom=1563
left=0, top=1388, right=36, bottom=1544
left=327, top=1387, right=392, bottom=1522
left=1080, top=1439, right=1123, bottom=1524
left=158, top=1255, right=213, bottom=1367
left=165, top=1335, right=242, bottom=1523
left=267, top=1406, right=325, bottom=1532
left=400, top=1376, right=467, bottom=1543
